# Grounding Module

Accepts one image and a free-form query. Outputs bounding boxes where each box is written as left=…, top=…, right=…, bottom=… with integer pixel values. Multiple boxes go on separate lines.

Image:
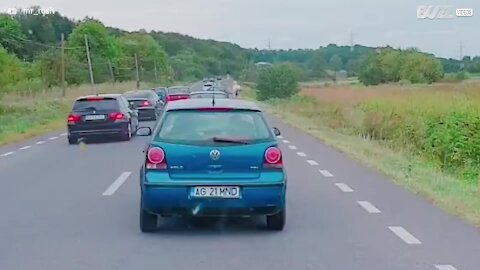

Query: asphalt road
left=0, top=79, right=479, bottom=270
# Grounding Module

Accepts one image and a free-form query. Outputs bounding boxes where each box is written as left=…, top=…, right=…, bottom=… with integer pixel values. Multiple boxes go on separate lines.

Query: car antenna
left=212, top=91, right=216, bottom=106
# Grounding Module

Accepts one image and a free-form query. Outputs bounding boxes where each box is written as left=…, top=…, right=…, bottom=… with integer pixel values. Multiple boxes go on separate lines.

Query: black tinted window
left=73, top=99, right=119, bottom=111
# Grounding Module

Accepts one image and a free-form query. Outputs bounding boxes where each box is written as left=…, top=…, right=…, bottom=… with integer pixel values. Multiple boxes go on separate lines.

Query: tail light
left=263, top=147, right=283, bottom=169
left=141, top=100, right=151, bottom=107
left=146, top=147, right=167, bottom=170
left=67, top=114, right=80, bottom=124
left=166, top=95, right=173, bottom=102
left=108, top=112, right=125, bottom=121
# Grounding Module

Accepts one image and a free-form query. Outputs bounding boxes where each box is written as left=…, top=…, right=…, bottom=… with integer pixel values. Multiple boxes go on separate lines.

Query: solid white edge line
left=388, top=226, right=422, bottom=244
left=282, top=139, right=290, bottom=144
left=0, top=151, right=14, bottom=157
left=36, top=141, right=45, bottom=145
left=48, top=136, right=58, bottom=140
left=296, top=152, right=307, bottom=157
left=288, top=145, right=297, bottom=150
left=434, top=265, right=458, bottom=270
left=335, top=183, right=354, bottom=192
left=357, top=201, right=381, bottom=213
left=102, top=172, right=132, bottom=196
left=319, top=169, right=333, bottom=177
left=306, top=160, right=319, bottom=166
left=19, top=146, right=32, bottom=150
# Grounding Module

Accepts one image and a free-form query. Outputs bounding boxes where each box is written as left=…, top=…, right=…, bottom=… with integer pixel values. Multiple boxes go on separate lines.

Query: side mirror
left=136, top=127, right=152, bottom=136
left=272, top=127, right=281, bottom=136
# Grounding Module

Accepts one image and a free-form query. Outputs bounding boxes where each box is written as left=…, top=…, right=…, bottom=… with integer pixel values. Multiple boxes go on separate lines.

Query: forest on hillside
left=1, top=6, right=479, bottom=92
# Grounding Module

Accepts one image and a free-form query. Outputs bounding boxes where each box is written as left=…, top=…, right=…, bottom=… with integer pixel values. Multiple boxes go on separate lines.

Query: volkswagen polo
left=137, top=98, right=286, bottom=232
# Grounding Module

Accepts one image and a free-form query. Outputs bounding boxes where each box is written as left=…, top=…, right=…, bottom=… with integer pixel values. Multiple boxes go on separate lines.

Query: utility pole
left=61, top=33, right=66, bottom=97
left=460, top=40, right=464, bottom=70
left=107, top=59, right=115, bottom=85
left=84, top=34, right=96, bottom=94
left=134, top=53, right=140, bottom=89
left=350, top=30, right=354, bottom=52
left=153, top=58, right=158, bottom=84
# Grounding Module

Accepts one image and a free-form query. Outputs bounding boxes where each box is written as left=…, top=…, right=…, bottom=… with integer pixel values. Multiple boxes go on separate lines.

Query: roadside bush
left=255, top=64, right=299, bottom=101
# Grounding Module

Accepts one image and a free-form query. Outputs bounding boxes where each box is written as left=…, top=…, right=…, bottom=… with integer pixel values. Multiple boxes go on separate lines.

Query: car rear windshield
left=190, top=93, right=227, bottom=99
left=72, top=98, right=119, bottom=111
left=168, top=87, right=189, bottom=94
left=155, top=110, right=272, bottom=145
left=124, top=91, right=154, bottom=99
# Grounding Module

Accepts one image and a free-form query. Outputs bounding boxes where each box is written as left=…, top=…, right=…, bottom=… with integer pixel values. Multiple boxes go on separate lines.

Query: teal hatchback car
left=137, top=98, right=286, bottom=232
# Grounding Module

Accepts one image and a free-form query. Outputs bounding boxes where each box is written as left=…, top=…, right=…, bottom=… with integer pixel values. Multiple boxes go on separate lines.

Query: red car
left=165, top=86, right=190, bottom=103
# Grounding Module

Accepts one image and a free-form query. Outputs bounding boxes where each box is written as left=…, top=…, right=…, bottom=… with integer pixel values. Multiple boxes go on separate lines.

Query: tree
left=358, top=54, right=384, bottom=85
left=0, top=46, right=25, bottom=90
left=308, top=51, right=327, bottom=78
left=329, top=54, right=343, bottom=71
left=0, top=15, right=25, bottom=57
left=379, top=49, right=403, bottom=82
left=256, top=64, right=299, bottom=101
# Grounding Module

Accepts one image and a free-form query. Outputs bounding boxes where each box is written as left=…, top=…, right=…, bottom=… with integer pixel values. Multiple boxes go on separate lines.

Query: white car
left=203, top=82, right=214, bottom=91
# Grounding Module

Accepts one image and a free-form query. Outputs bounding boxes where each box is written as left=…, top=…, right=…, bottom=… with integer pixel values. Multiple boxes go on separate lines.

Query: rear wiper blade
left=212, top=137, right=250, bottom=144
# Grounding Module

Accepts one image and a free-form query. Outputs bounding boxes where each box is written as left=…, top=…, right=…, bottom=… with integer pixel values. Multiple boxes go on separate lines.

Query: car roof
left=165, top=98, right=260, bottom=111
left=75, top=93, right=122, bottom=101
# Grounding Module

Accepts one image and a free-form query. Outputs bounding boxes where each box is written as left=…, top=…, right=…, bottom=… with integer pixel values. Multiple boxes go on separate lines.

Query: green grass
left=241, top=85, right=480, bottom=227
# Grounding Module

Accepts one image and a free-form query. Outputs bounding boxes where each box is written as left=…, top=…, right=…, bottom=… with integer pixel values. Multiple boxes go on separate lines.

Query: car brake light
left=86, top=97, right=104, bottom=101
left=146, top=147, right=167, bottom=169
left=263, top=147, right=283, bottom=169
left=141, top=100, right=151, bottom=106
left=197, top=108, right=232, bottom=112
left=108, top=112, right=125, bottom=121
left=67, top=114, right=80, bottom=124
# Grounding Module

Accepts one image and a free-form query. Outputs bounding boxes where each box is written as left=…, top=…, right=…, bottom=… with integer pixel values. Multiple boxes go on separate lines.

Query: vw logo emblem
left=210, top=149, right=221, bottom=160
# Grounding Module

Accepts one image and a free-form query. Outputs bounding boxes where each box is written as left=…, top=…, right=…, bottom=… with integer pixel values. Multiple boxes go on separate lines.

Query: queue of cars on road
left=66, top=79, right=286, bottom=232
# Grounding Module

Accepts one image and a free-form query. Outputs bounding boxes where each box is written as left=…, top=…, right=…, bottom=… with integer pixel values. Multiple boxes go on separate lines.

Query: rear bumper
left=68, top=122, right=127, bottom=137
left=141, top=184, right=286, bottom=217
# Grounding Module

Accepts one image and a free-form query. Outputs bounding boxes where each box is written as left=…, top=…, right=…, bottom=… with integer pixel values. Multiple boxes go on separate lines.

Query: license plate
left=192, top=186, right=240, bottom=199
left=85, top=114, right=105, bottom=120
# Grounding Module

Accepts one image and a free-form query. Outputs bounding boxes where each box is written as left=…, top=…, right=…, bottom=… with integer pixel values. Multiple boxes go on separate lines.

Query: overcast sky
left=1, top=0, right=479, bottom=58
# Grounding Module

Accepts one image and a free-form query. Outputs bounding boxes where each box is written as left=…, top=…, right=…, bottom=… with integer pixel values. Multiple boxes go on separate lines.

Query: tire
left=120, top=122, right=132, bottom=141
left=67, top=135, right=78, bottom=145
left=140, top=207, right=158, bottom=233
left=266, top=208, right=286, bottom=231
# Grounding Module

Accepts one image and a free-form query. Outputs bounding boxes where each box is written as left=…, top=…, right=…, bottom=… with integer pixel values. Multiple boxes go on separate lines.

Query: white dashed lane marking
left=60, top=133, right=67, bottom=136
left=36, top=141, right=45, bottom=145
left=319, top=169, right=333, bottom=177
left=335, top=183, right=354, bottom=192
left=277, top=135, right=283, bottom=139
left=306, top=160, right=318, bottom=166
left=434, top=265, right=458, bottom=270
left=282, top=139, right=290, bottom=144
left=357, top=201, right=381, bottom=213
left=19, top=146, right=32, bottom=150
left=48, top=136, right=58, bottom=140
left=288, top=145, right=297, bottom=150
left=296, top=152, right=307, bottom=157
left=102, top=172, right=132, bottom=196
left=388, top=226, right=422, bottom=244
left=0, top=151, right=14, bottom=157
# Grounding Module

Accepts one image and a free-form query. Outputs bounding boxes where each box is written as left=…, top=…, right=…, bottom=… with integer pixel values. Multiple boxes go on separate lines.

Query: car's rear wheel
left=266, top=208, right=285, bottom=231
left=120, top=123, right=132, bottom=141
left=67, top=135, right=78, bottom=145
left=140, top=207, right=158, bottom=233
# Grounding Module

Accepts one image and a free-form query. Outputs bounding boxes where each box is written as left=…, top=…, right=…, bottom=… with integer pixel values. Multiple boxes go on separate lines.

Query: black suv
left=123, top=90, right=164, bottom=121
left=67, top=94, right=139, bottom=144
